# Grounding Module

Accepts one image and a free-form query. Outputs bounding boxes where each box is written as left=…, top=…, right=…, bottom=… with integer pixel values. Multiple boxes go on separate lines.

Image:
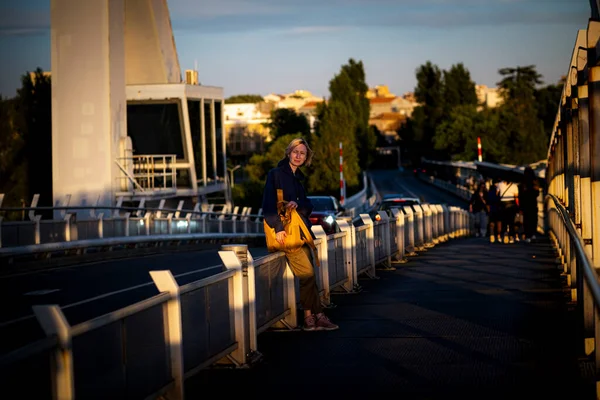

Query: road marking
left=23, top=289, right=61, bottom=296
left=394, top=178, right=420, bottom=199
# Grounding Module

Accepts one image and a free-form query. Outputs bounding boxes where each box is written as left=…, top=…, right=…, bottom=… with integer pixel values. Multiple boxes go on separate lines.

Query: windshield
left=310, top=197, right=336, bottom=211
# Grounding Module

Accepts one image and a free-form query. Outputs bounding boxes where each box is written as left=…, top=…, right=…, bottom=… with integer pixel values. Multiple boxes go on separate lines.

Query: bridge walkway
left=186, top=236, right=592, bottom=399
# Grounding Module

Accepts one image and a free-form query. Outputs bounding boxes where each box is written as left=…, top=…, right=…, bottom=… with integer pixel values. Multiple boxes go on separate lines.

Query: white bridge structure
left=51, top=0, right=226, bottom=218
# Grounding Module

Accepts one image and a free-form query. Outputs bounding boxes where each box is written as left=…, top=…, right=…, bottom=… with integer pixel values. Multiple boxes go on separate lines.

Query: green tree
left=266, top=108, right=310, bottom=141
left=330, top=59, right=376, bottom=169
left=496, top=65, right=548, bottom=164
left=307, top=101, right=360, bottom=194
left=225, top=94, right=264, bottom=104
left=413, top=61, right=444, bottom=159
left=442, top=63, right=478, bottom=111
left=15, top=69, right=53, bottom=214
left=433, top=105, right=506, bottom=162
left=0, top=96, right=27, bottom=215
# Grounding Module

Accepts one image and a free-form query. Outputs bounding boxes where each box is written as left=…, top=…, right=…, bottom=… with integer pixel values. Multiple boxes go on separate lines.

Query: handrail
left=0, top=204, right=262, bottom=219
left=0, top=232, right=264, bottom=256
left=546, top=194, right=600, bottom=305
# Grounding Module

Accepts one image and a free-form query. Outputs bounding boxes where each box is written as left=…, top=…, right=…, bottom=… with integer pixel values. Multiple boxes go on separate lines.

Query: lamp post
left=228, top=165, right=241, bottom=188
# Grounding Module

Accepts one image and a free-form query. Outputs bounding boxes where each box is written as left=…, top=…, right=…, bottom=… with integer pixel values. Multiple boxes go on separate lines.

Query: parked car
left=370, top=194, right=421, bottom=221
left=307, top=195, right=345, bottom=234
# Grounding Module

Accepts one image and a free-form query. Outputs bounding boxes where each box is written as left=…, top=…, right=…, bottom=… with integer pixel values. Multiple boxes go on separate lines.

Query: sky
left=0, top=0, right=592, bottom=99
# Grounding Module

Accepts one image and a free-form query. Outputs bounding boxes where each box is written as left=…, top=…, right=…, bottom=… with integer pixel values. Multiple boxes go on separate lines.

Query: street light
left=228, top=165, right=241, bottom=187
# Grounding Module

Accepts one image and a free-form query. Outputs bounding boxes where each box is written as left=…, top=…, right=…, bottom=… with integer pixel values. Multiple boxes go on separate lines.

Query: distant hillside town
left=216, top=80, right=501, bottom=158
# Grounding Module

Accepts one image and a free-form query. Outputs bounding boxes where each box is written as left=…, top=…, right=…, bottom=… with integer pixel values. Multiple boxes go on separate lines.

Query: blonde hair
left=285, top=137, right=313, bottom=167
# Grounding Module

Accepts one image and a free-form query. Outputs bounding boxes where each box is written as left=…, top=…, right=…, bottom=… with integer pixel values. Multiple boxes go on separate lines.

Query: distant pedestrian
left=469, top=182, right=488, bottom=237
left=497, top=177, right=519, bottom=243
left=487, top=178, right=502, bottom=243
left=518, top=166, right=540, bottom=243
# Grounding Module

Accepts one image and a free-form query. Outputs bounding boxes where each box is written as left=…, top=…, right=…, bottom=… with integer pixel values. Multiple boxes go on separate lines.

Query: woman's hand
left=276, top=230, right=287, bottom=245
left=286, top=201, right=298, bottom=210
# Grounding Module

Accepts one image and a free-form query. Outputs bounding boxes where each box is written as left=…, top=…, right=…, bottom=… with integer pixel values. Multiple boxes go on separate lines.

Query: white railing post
left=29, top=194, right=42, bottom=244
left=422, top=204, right=434, bottom=248
left=378, top=211, right=392, bottom=268
left=144, top=212, right=151, bottom=236
left=311, top=225, right=331, bottom=305
left=149, top=271, right=184, bottom=400
left=359, top=214, right=377, bottom=278
left=246, top=250, right=258, bottom=353
left=430, top=204, right=439, bottom=244
left=391, top=208, right=407, bottom=263
left=218, top=250, right=248, bottom=365
left=28, top=193, right=40, bottom=222
left=220, top=244, right=260, bottom=358
left=414, top=205, right=425, bottom=250
left=441, top=205, right=450, bottom=241
left=124, top=212, right=131, bottom=237
left=434, top=205, right=445, bottom=242
left=33, top=305, right=74, bottom=400
left=283, top=259, right=299, bottom=329
left=403, top=207, right=417, bottom=255
left=449, top=206, right=456, bottom=239
left=336, top=219, right=358, bottom=291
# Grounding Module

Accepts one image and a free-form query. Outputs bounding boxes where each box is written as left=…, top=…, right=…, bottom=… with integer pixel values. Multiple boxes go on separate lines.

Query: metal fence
left=0, top=204, right=472, bottom=400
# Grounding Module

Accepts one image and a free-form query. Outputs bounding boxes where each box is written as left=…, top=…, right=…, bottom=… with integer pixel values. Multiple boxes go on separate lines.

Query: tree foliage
left=266, top=108, right=310, bottom=141
left=307, top=101, right=360, bottom=194
left=330, top=59, right=376, bottom=170
left=401, top=62, right=559, bottom=166
left=412, top=61, right=444, bottom=159
left=442, top=63, right=478, bottom=111
left=0, top=68, right=52, bottom=217
left=225, top=94, right=264, bottom=104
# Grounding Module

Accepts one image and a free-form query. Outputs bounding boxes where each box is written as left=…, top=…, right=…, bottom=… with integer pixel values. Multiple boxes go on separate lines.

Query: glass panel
left=214, top=101, right=225, bottom=179
left=188, top=100, right=203, bottom=180
left=127, top=102, right=184, bottom=159
left=203, top=101, right=215, bottom=180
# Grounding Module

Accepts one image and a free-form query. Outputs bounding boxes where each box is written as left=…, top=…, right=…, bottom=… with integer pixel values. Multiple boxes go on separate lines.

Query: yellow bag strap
left=292, top=209, right=321, bottom=267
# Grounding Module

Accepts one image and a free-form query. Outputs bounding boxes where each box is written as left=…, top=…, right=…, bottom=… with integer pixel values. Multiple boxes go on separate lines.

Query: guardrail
left=0, top=172, right=375, bottom=253
left=0, top=203, right=473, bottom=400
left=546, top=194, right=600, bottom=390
left=0, top=198, right=263, bottom=249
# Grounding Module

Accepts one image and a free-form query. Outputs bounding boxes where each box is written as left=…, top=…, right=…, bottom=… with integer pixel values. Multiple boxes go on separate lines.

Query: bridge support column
left=51, top=0, right=127, bottom=219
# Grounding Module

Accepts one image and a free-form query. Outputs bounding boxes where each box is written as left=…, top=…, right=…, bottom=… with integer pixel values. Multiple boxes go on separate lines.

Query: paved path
left=187, top=236, right=593, bottom=399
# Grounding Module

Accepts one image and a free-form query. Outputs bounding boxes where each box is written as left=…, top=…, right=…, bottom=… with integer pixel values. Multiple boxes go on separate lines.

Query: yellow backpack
left=263, top=189, right=320, bottom=266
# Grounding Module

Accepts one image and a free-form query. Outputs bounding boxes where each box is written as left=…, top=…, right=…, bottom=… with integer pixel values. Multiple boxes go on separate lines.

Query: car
left=307, top=195, right=345, bottom=234
left=370, top=194, right=421, bottom=221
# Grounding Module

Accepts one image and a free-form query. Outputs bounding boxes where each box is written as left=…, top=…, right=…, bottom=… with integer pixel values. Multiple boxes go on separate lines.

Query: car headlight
left=324, top=215, right=335, bottom=225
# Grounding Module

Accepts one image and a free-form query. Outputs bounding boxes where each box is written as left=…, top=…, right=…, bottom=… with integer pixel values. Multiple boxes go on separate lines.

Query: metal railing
left=0, top=203, right=473, bottom=400
left=0, top=171, right=376, bottom=254
left=115, top=154, right=177, bottom=194
left=545, top=13, right=600, bottom=394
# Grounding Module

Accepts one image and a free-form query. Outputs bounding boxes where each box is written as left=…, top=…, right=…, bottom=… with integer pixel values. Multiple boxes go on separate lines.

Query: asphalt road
left=0, top=170, right=468, bottom=354
left=369, top=169, right=469, bottom=208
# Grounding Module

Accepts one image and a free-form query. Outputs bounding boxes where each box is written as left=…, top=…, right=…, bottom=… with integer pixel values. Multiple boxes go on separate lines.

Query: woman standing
left=262, top=138, right=339, bottom=331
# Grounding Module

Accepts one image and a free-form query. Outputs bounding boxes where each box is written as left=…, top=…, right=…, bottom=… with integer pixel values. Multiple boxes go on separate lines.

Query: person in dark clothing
left=262, top=137, right=338, bottom=331
left=518, top=166, right=540, bottom=242
left=469, top=182, right=489, bottom=237
left=487, top=178, right=502, bottom=243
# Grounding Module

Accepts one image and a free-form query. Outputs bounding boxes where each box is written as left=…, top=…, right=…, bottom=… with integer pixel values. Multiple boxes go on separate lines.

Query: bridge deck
left=187, top=236, right=592, bottom=399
